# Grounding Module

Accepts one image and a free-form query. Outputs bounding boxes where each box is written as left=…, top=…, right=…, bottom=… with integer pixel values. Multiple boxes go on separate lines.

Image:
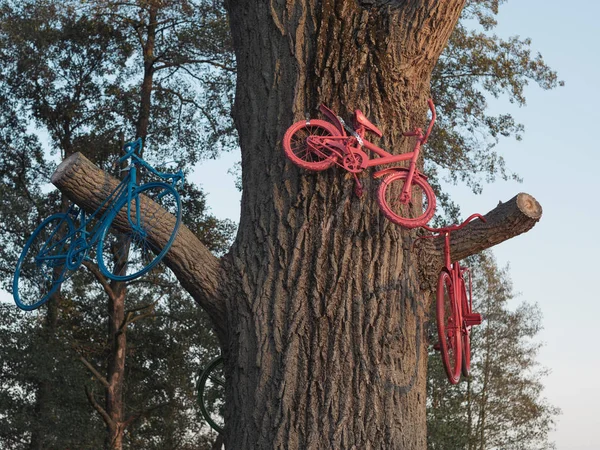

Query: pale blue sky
left=192, top=2, right=600, bottom=448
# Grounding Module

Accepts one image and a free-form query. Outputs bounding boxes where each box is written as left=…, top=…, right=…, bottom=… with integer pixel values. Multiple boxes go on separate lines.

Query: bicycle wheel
left=97, top=182, right=181, bottom=281
left=282, top=119, right=339, bottom=171
left=459, top=277, right=472, bottom=377
left=436, top=270, right=462, bottom=384
left=13, top=214, right=74, bottom=311
left=198, top=356, right=225, bottom=433
left=377, top=171, right=436, bottom=228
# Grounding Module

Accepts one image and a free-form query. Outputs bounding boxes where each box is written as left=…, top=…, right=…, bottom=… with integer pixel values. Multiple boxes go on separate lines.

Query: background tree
left=426, top=0, right=562, bottom=218
left=0, top=0, right=234, bottom=448
left=427, top=252, right=559, bottom=450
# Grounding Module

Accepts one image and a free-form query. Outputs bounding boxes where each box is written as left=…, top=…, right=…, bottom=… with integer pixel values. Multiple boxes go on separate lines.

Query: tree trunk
left=105, top=286, right=127, bottom=450
left=136, top=5, right=157, bottom=140
left=101, top=7, right=158, bottom=444
left=51, top=1, right=545, bottom=448
left=224, top=1, right=466, bottom=447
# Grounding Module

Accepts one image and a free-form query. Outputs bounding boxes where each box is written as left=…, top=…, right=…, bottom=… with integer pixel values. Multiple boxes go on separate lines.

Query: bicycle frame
left=308, top=99, right=436, bottom=201
left=425, top=213, right=484, bottom=315
left=13, top=138, right=185, bottom=310
left=422, top=213, right=485, bottom=266
left=59, top=139, right=183, bottom=269
left=423, top=213, right=485, bottom=383
left=283, top=99, right=438, bottom=227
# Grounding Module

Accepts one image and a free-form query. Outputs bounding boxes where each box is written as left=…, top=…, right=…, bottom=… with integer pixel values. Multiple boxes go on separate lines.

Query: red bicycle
left=422, top=214, right=485, bottom=384
left=283, top=100, right=437, bottom=228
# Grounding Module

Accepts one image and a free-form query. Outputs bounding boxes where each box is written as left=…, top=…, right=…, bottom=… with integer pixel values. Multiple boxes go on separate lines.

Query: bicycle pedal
left=464, top=313, right=483, bottom=327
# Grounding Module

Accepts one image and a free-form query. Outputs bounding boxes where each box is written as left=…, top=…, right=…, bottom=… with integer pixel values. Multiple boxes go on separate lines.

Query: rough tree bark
left=51, top=1, right=544, bottom=448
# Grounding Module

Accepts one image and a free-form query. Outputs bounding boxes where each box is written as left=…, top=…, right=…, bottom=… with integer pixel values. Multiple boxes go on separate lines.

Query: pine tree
left=0, top=1, right=234, bottom=447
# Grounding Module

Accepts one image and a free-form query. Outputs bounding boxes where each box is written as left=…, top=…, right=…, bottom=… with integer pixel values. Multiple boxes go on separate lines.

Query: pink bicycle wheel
left=282, top=119, right=339, bottom=171
left=436, top=270, right=462, bottom=384
left=377, top=171, right=436, bottom=228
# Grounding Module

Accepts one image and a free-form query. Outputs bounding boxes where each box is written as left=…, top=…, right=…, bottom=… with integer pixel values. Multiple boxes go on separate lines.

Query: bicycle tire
left=13, top=213, right=74, bottom=311
left=377, top=171, right=436, bottom=228
left=97, top=182, right=181, bottom=281
left=198, top=356, right=225, bottom=433
left=436, top=269, right=462, bottom=384
left=282, top=119, right=339, bottom=171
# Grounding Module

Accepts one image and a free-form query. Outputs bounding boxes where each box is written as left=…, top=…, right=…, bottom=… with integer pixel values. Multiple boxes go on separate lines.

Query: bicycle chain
left=337, top=116, right=364, bottom=147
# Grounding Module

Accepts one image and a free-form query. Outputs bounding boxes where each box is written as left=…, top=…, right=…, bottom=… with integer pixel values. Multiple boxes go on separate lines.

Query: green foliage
left=62, top=272, right=222, bottom=448
left=83, top=0, right=236, bottom=161
left=0, top=103, right=51, bottom=287
left=0, top=0, right=132, bottom=161
left=0, top=305, right=105, bottom=449
left=427, top=252, right=560, bottom=450
left=0, top=0, right=236, bottom=164
left=0, top=286, right=222, bottom=448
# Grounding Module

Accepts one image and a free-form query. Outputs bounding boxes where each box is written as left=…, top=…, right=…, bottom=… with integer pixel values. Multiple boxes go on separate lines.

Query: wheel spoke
left=283, top=120, right=338, bottom=171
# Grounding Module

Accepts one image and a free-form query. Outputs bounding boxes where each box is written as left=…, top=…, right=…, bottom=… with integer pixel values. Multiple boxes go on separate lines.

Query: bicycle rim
left=282, top=119, right=339, bottom=171
left=198, top=356, right=225, bottom=433
left=436, top=270, right=462, bottom=384
left=97, top=182, right=181, bottom=281
left=13, top=214, right=74, bottom=310
left=377, top=171, right=436, bottom=228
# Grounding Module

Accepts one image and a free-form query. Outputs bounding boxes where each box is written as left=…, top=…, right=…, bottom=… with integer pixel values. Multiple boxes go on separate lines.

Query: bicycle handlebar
left=422, top=99, right=436, bottom=145
left=116, top=138, right=185, bottom=188
left=118, top=137, right=143, bottom=164
left=421, top=213, right=486, bottom=235
left=402, top=99, right=436, bottom=144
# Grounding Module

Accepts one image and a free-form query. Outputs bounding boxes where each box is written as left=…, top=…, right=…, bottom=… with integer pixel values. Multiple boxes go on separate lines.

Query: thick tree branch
left=155, top=57, right=235, bottom=72
left=211, top=434, right=225, bottom=450
left=419, top=193, right=543, bottom=272
left=50, top=152, right=228, bottom=335
left=119, top=300, right=159, bottom=334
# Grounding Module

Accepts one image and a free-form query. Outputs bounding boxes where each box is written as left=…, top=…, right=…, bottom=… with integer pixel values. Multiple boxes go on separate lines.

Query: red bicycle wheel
left=459, top=277, right=472, bottom=377
left=436, top=270, right=462, bottom=384
left=282, top=119, right=339, bottom=171
left=377, top=171, right=436, bottom=228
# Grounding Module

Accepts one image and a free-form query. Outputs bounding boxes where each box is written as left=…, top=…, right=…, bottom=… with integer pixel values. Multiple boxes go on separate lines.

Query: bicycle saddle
left=354, top=110, right=382, bottom=137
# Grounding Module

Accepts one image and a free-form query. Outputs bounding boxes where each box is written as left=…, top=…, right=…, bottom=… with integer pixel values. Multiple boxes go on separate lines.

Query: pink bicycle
left=283, top=100, right=437, bottom=228
left=422, top=214, right=485, bottom=384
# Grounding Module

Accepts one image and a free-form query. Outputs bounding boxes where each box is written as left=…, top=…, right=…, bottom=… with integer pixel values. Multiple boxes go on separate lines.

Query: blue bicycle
left=13, top=138, right=183, bottom=311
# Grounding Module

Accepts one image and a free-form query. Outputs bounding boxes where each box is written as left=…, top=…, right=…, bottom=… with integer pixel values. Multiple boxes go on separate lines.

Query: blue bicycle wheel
left=97, top=182, right=181, bottom=281
left=13, top=213, right=74, bottom=311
